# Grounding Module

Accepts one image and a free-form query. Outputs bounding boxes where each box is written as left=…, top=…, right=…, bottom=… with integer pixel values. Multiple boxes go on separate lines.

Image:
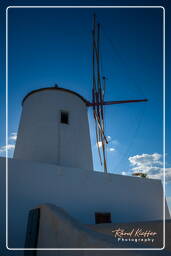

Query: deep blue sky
left=0, top=0, right=171, bottom=211
left=7, top=7, right=164, bottom=167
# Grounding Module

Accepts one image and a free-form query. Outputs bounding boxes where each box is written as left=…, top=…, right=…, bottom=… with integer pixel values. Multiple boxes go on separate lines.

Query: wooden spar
left=93, top=14, right=103, bottom=166
left=87, top=99, right=148, bottom=107
left=94, top=111, right=108, bottom=144
left=96, top=22, right=108, bottom=173
left=91, top=14, right=148, bottom=173
left=92, top=14, right=108, bottom=172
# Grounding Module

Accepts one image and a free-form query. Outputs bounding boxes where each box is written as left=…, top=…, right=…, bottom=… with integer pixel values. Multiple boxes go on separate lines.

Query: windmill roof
left=22, top=87, right=89, bottom=106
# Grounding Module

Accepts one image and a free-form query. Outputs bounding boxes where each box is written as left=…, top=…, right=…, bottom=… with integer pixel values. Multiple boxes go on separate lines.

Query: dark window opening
left=60, top=111, right=69, bottom=124
left=95, top=212, right=112, bottom=224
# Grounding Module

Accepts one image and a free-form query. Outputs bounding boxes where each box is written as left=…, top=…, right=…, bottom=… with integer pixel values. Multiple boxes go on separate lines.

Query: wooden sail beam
left=91, top=14, right=148, bottom=174
left=92, top=14, right=108, bottom=173
left=87, top=99, right=148, bottom=107
left=94, top=111, right=108, bottom=144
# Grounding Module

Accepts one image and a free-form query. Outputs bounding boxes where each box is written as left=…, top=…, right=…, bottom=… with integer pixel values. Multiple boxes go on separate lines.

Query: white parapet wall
left=34, top=204, right=171, bottom=254
left=36, top=204, right=170, bottom=249
left=0, top=157, right=170, bottom=251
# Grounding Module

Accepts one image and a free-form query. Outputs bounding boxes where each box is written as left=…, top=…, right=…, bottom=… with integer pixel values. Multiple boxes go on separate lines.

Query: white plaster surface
left=37, top=204, right=169, bottom=248
left=36, top=204, right=171, bottom=255
left=0, top=156, right=169, bottom=252
left=14, top=89, right=93, bottom=170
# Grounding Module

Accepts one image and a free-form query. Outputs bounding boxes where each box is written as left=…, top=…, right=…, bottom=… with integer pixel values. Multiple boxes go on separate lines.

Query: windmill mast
left=92, top=14, right=108, bottom=173
left=91, top=14, right=148, bottom=174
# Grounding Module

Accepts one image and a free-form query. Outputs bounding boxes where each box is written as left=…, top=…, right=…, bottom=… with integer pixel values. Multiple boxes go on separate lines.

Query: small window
left=60, top=111, right=69, bottom=124
left=95, top=212, right=112, bottom=224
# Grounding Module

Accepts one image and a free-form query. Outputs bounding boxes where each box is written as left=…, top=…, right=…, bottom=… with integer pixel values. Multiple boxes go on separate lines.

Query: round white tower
left=14, top=87, right=93, bottom=170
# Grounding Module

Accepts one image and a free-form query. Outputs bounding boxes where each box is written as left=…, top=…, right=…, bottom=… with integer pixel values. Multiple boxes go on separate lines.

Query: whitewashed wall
left=14, top=89, right=93, bottom=170
left=0, top=157, right=169, bottom=251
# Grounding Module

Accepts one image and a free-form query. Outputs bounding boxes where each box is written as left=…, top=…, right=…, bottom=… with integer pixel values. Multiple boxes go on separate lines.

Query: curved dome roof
left=22, top=87, right=89, bottom=106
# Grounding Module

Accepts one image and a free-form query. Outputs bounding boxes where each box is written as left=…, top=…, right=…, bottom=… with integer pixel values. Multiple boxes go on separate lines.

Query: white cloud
left=129, top=153, right=162, bottom=168
left=122, top=171, right=127, bottom=175
left=96, top=136, right=118, bottom=153
left=148, top=168, right=171, bottom=182
left=97, top=141, right=116, bottom=152
left=9, top=132, right=17, bottom=141
left=0, top=144, right=15, bottom=153
left=107, top=136, right=111, bottom=141
left=107, top=136, right=119, bottom=152
left=0, top=132, right=17, bottom=157
left=97, top=141, right=102, bottom=148
left=128, top=153, right=171, bottom=183
left=109, top=147, right=115, bottom=152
